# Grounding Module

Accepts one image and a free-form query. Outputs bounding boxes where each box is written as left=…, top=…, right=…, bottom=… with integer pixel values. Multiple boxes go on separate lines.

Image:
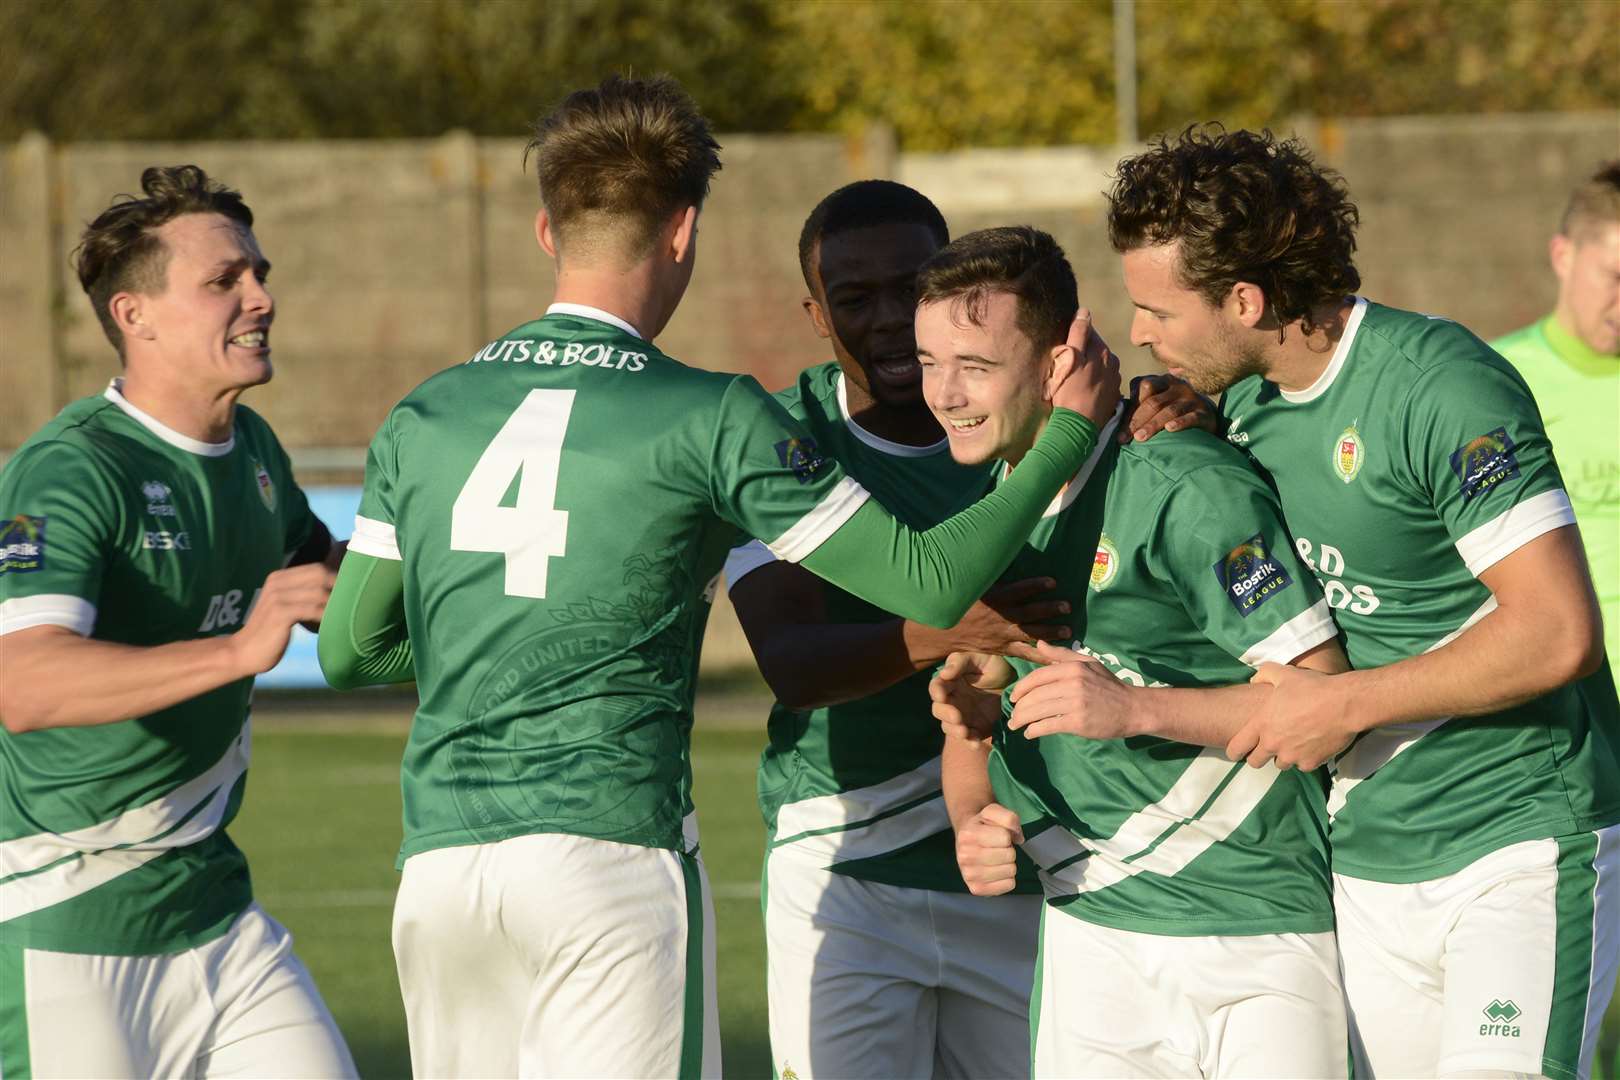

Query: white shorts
left=0, top=902, right=354, bottom=1078
left=764, top=845, right=1041, bottom=1079
left=1336, top=824, right=1620, bottom=1080
left=393, top=828, right=720, bottom=1078
left=1032, top=905, right=1347, bottom=1079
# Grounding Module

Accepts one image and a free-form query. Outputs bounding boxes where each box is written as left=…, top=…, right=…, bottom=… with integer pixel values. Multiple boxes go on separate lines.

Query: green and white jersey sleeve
left=1221, top=298, right=1620, bottom=884
left=0, top=382, right=312, bottom=955
left=726, top=363, right=1006, bottom=893
left=989, top=427, right=1339, bottom=936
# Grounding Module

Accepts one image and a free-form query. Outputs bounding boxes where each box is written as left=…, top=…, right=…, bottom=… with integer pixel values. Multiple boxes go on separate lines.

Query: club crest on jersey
left=142, top=479, right=177, bottom=516
left=1090, top=534, right=1120, bottom=591
left=1333, top=423, right=1364, bottom=483
left=253, top=461, right=276, bottom=510
left=0, top=514, right=46, bottom=573
left=774, top=437, right=830, bottom=484
left=1213, top=532, right=1293, bottom=617
left=1450, top=427, right=1518, bottom=502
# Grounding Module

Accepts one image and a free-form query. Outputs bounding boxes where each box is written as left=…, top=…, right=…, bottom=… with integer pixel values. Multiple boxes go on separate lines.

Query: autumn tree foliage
left=2, top=0, right=1614, bottom=146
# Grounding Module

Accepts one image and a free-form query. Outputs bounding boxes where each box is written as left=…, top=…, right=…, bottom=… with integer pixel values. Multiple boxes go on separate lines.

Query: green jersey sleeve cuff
left=0, top=595, right=96, bottom=637
left=764, top=476, right=872, bottom=563
left=1453, top=488, right=1576, bottom=577
left=348, top=515, right=401, bottom=561
left=1237, top=597, right=1339, bottom=668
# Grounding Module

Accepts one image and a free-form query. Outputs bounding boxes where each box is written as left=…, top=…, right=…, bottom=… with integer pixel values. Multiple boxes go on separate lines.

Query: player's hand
left=1225, top=662, right=1360, bottom=770
left=227, top=563, right=337, bottom=677
left=945, top=577, right=1071, bottom=662
left=953, top=802, right=1024, bottom=896
left=1048, top=308, right=1122, bottom=428
left=1120, top=375, right=1218, bottom=444
left=1007, top=640, right=1141, bottom=740
left=930, top=651, right=1016, bottom=742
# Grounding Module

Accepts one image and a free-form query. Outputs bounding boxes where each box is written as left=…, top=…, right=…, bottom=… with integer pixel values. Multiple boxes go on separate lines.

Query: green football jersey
left=1222, top=298, right=1620, bottom=884
left=353, top=309, right=919, bottom=863
left=1491, top=315, right=1619, bottom=663
left=730, top=363, right=1013, bottom=893
left=989, top=422, right=1341, bottom=936
left=0, top=380, right=316, bottom=955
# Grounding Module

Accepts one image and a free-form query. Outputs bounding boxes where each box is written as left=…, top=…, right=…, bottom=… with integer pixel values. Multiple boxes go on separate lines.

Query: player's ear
left=1230, top=281, right=1267, bottom=329
left=803, top=296, right=833, bottom=339
left=535, top=209, right=558, bottom=258
left=1043, top=334, right=1077, bottom=401
left=670, top=205, right=698, bottom=266
left=1549, top=233, right=1573, bottom=283
left=109, top=291, right=154, bottom=343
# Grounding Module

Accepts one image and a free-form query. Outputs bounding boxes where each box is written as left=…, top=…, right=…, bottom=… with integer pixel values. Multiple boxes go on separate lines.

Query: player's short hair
left=1107, top=124, right=1361, bottom=335
left=525, top=74, right=721, bottom=265
left=1559, top=160, right=1620, bottom=240
left=916, top=226, right=1078, bottom=350
left=73, top=165, right=254, bottom=356
left=797, top=180, right=950, bottom=292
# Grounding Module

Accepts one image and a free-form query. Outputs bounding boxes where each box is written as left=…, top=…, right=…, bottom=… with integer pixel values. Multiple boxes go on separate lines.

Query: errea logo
left=1479, top=999, right=1522, bottom=1038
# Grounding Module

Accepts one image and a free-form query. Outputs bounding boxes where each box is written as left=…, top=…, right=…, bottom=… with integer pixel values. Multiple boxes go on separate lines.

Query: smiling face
left=1121, top=242, right=1262, bottom=396
left=809, top=222, right=942, bottom=407
left=1553, top=221, right=1620, bottom=356
left=917, top=290, right=1052, bottom=467
left=122, top=212, right=276, bottom=390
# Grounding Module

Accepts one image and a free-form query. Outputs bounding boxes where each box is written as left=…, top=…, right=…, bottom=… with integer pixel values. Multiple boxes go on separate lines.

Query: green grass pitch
left=236, top=690, right=1620, bottom=1079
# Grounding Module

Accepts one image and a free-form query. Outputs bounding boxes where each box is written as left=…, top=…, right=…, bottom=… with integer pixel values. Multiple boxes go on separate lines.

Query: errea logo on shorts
left=1479, top=999, right=1522, bottom=1038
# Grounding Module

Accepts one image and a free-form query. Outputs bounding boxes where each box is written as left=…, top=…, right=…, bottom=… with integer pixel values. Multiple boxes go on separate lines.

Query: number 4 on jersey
left=451, top=388, right=574, bottom=598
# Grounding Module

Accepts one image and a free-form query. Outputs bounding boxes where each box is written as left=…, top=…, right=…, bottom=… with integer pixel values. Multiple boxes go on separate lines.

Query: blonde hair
left=526, top=75, right=721, bottom=264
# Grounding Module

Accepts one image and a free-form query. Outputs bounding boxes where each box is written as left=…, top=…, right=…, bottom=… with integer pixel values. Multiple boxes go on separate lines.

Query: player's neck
left=1263, top=298, right=1356, bottom=393
left=842, top=374, right=944, bottom=447
left=998, top=410, right=1046, bottom=470
left=117, top=364, right=241, bottom=444
left=1549, top=303, right=1612, bottom=364
left=550, top=262, right=668, bottom=341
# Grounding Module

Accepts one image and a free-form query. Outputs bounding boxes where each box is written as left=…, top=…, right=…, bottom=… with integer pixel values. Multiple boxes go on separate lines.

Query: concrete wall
left=4, top=113, right=1614, bottom=453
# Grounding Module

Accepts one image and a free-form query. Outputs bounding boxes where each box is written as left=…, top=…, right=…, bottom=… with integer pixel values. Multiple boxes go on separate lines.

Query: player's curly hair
left=916, top=226, right=1078, bottom=350
left=1107, top=125, right=1360, bottom=334
left=526, top=74, right=721, bottom=265
left=73, top=165, right=254, bottom=356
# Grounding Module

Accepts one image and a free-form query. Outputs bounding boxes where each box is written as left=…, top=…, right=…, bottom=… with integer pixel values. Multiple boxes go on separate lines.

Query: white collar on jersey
left=545, top=302, right=644, bottom=341
left=998, top=401, right=1125, bottom=519
left=835, top=372, right=949, bottom=458
left=103, top=378, right=235, bottom=457
left=1278, top=296, right=1368, bottom=404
